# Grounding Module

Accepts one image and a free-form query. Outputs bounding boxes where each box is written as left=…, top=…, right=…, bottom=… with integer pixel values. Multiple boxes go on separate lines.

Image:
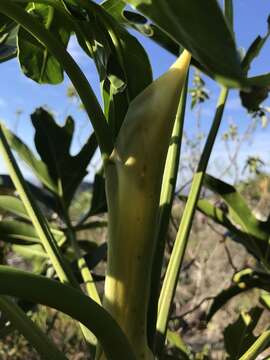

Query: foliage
left=0, top=1, right=269, bottom=360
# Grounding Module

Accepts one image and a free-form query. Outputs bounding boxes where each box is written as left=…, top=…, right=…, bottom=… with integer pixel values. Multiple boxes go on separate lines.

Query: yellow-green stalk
left=103, top=50, right=191, bottom=359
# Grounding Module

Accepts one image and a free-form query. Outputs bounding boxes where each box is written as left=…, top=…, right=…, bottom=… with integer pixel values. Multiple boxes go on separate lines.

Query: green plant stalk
left=0, top=124, right=76, bottom=286
left=239, top=330, right=270, bottom=360
left=0, top=0, right=113, bottom=158
left=157, top=86, right=229, bottom=352
left=104, top=51, right=191, bottom=360
left=0, top=295, right=67, bottom=360
left=147, top=72, right=189, bottom=348
left=0, top=265, right=135, bottom=360
left=0, top=124, right=95, bottom=347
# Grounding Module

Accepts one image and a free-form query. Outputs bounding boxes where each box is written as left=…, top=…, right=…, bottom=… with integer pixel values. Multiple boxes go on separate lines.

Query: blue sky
left=0, top=0, right=270, bottom=184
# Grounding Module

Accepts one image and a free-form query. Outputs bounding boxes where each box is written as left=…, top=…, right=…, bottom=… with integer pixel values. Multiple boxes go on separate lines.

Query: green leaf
left=0, top=23, right=17, bottom=63
left=0, top=265, right=136, bottom=360
left=69, top=0, right=152, bottom=136
left=12, top=243, right=48, bottom=259
left=2, top=124, right=57, bottom=193
left=180, top=195, right=268, bottom=261
left=18, top=4, right=70, bottom=84
left=103, top=1, right=180, bottom=56
left=260, top=291, right=270, bottom=311
left=166, top=330, right=191, bottom=360
left=0, top=173, right=58, bottom=213
left=224, top=307, right=263, bottom=359
left=204, top=174, right=269, bottom=243
left=0, top=220, right=40, bottom=244
left=122, top=0, right=244, bottom=87
left=242, top=17, right=270, bottom=75
left=0, top=296, right=67, bottom=360
left=0, top=195, right=30, bottom=220
left=31, top=107, right=97, bottom=207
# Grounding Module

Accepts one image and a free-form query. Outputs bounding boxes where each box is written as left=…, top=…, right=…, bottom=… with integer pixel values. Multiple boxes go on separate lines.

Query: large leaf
left=224, top=307, right=263, bottom=359
left=67, top=0, right=152, bottom=136
left=122, top=0, right=243, bottom=86
left=103, top=1, right=180, bottom=56
left=18, top=4, right=71, bottom=84
left=31, top=108, right=97, bottom=207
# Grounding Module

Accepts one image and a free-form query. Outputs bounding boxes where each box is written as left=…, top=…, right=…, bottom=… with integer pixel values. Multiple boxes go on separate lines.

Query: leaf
left=224, top=307, right=263, bottom=359
left=180, top=195, right=268, bottom=260
left=240, top=86, right=269, bottom=112
left=12, top=244, right=48, bottom=260
left=0, top=265, right=136, bottom=360
left=122, top=0, right=243, bottom=87
left=204, top=174, right=269, bottom=243
left=68, top=0, right=152, bottom=136
left=103, top=1, right=180, bottom=56
left=18, top=4, right=70, bottom=84
left=0, top=195, right=30, bottom=220
left=2, top=124, right=57, bottom=194
left=0, top=23, right=17, bottom=63
left=207, top=269, right=270, bottom=321
left=166, top=330, right=191, bottom=360
left=12, top=244, right=48, bottom=274
left=0, top=174, right=59, bottom=214
left=0, top=220, right=40, bottom=244
left=242, top=17, right=270, bottom=75
left=31, top=107, right=97, bottom=207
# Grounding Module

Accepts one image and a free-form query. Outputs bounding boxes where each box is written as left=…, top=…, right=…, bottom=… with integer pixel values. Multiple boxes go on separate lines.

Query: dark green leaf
left=0, top=220, right=40, bottom=244
left=122, top=0, right=244, bottom=87
left=18, top=4, right=70, bottom=84
left=71, top=1, right=152, bottom=136
left=207, top=269, right=270, bottom=321
left=31, top=108, right=97, bottom=207
left=224, top=307, right=263, bottom=359
left=0, top=23, right=17, bottom=63
left=240, top=86, right=269, bottom=112
left=242, top=19, right=270, bottom=75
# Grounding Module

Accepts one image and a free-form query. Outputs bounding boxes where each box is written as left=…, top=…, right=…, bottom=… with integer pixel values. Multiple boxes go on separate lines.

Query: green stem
left=239, top=330, right=270, bottom=360
left=0, top=124, right=96, bottom=349
left=0, top=0, right=113, bottom=158
left=156, top=86, right=229, bottom=352
left=0, top=124, right=77, bottom=286
left=147, top=73, right=189, bottom=349
left=0, top=266, right=135, bottom=360
left=0, top=296, right=67, bottom=360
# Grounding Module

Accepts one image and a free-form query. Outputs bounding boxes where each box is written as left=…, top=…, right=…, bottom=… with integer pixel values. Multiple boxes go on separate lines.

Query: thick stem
left=103, top=51, right=191, bottom=359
